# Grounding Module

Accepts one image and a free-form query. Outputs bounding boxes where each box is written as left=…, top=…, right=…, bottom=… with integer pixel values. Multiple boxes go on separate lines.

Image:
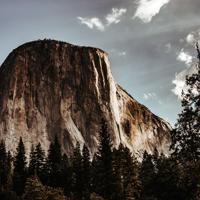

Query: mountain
left=0, top=40, right=171, bottom=156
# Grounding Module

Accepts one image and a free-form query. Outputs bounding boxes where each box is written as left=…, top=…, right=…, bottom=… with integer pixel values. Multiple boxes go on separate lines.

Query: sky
left=0, top=0, right=200, bottom=125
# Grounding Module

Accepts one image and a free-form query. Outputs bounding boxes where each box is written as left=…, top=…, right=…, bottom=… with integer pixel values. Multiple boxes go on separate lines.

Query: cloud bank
left=133, top=0, right=170, bottom=23
left=177, top=49, right=193, bottom=66
left=172, top=65, right=198, bottom=98
left=78, top=8, right=127, bottom=31
left=77, top=17, right=105, bottom=31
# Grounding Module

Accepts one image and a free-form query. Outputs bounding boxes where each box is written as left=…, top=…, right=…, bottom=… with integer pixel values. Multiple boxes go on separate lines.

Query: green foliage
left=82, top=145, right=91, bottom=200
left=72, top=143, right=83, bottom=200
left=0, top=140, right=12, bottom=192
left=62, top=154, right=73, bottom=197
left=90, top=193, right=106, bottom=200
left=171, top=44, right=200, bottom=162
left=13, top=137, right=27, bottom=195
left=29, top=143, right=46, bottom=182
left=23, top=176, right=69, bottom=200
left=92, top=119, right=120, bottom=200
left=22, top=176, right=45, bottom=200
left=113, top=144, right=141, bottom=200
left=46, top=136, right=63, bottom=187
left=139, top=151, right=156, bottom=200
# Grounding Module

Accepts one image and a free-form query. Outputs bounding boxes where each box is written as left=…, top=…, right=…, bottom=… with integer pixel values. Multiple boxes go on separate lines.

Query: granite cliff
left=0, top=40, right=171, bottom=156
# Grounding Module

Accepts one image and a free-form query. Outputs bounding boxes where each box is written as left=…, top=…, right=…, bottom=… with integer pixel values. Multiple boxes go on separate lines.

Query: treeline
left=0, top=121, right=199, bottom=200
left=1, top=120, right=141, bottom=200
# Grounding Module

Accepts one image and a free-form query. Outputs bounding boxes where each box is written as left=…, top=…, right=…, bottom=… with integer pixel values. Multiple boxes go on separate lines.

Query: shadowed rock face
left=0, top=40, right=171, bottom=156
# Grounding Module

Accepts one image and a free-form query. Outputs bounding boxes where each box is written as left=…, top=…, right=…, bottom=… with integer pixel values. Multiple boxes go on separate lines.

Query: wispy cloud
left=185, top=29, right=200, bottom=45
left=106, top=8, right=127, bottom=25
left=77, top=17, right=105, bottom=31
left=177, top=49, right=193, bottom=66
left=111, top=49, right=126, bottom=57
left=172, top=66, right=197, bottom=98
left=78, top=8, right=127, bottom=31
left=133, top=0, right=170, bottom=23
left=172, top=29, right=200, bottom=99
left=165, top=43, right=172, bottom=53
left=186, top=33, right=196, bottom=45
left=143, top=92, right=157, bottom=100
left=143, top=92, right=162, bottom=104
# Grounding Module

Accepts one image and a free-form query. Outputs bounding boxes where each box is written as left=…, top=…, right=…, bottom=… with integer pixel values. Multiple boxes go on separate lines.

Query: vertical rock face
left=0, top=40, right=171, bottom=156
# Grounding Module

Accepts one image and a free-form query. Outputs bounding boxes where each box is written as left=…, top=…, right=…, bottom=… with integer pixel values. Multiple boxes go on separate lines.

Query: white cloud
left=143, top=92, right=157, bottom=100
left=186, top=33, right=195, bottom=45
left=111, top=49, right=126, bottom=57
left=185, top=30, right=200, bottom=46
left=172, top=65, right=198, bottom=98
left=77, top=17, right=105, bottom=31
left=165, top=43, right=171, bottom=53
left=118, top=51, right=126, bottom=56
left=106, top=8, right=127, bottom=25
left=177, top=49, right=193, bottom=66
left=133, top=0, right=170, bottom=23
left=143, top=92, right=162, bottom=104
left=78, top=8, right=127, bottom=31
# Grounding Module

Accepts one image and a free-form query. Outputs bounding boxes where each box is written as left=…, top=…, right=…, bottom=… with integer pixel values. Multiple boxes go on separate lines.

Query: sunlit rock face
left=0, top=40, right=171, bottom=156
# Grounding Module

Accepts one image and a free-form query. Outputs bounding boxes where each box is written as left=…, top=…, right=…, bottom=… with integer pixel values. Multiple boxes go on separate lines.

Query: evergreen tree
left=29, top=143, right=45, bottom=181
left=0, top=140, right=12, bottom=192
left=13, top=137, right=27, bottom=196
left=93, top=119, right=117, bottom=200
left=0, top=140, right=8, bottom=191
left=112, top=144, right=141, bottom=200
left=62, top=154, right=73, bottom=198
left=23, top=176, right=69, bottom=200
left=121, top=146, right=141, bottom=200
left=46, top=136, right=62, bottom=187
left=171, top=43, right=200, bottom=162
left=154, top=154, right=184, bottom=200
left=35, top=143, right=46, bottom=180
left=6, top=151, right=13, bottom=191
left=28, top=145, right=37, bottom=176
left=72, top=143, right=83, bottom=200
left=22, top=176, right=45, bottom=200
left=139, top=151, right=156, bottom=200
left=82, top=145, right=91, bottom=200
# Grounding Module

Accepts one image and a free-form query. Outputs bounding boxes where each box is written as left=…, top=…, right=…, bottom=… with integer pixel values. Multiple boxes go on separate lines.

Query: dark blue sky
left=1, top=0, right=200, bottom=125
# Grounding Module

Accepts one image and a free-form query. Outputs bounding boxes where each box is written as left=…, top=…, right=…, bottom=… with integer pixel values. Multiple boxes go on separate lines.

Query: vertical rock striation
left=0, top=40, right=171, bottom=156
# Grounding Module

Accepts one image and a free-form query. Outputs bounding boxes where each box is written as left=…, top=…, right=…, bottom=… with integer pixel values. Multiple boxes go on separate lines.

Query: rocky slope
left=0, top=40, right=171, bottom=156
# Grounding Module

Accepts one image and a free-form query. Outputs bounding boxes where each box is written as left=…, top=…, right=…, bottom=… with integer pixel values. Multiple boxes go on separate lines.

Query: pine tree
left=72, top=143, right=83, bottom=200
left=62, top=154, right=73, bottom=198
left=23, top=176, right=69, bottom=200
left=154, top=154, right=183, bottom=200
left=35, top=143, right=45, bottom=179
left=121, top=146, right=141, bottom=200
left=46, top=136, right=62, bottom=187
left=112, top=144, right=141, bottom=200
left=0, top=140, right=10, bottom=192
left=171, top=43, right=200, bottom=162
left=82, top=145, right=91, bottom=200
left=28, top=145, right=37, bottom=176
left=29, top=143, right=45, bottom=181
left=139, top=151, right=156, bottom=200
left=92, top=119, right=117, bottom=200
left=22, top=176, right=45, bottom=200
left=13, top=137, right=27, bottom=196
left=6, top=151, right=13, bottom=191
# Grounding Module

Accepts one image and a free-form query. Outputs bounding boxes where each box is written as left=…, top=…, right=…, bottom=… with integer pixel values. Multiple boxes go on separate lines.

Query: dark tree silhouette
left=171, top=43, right=200, bottom=162
left=46, top=136, right=62, bottom=187
left=92, top=119, right=118, bottom=200
left=13, top=137, right=27, bottom=196
left=82, top=145, right=91, bottom=200
left=72, top=143, right=83, bottom=200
